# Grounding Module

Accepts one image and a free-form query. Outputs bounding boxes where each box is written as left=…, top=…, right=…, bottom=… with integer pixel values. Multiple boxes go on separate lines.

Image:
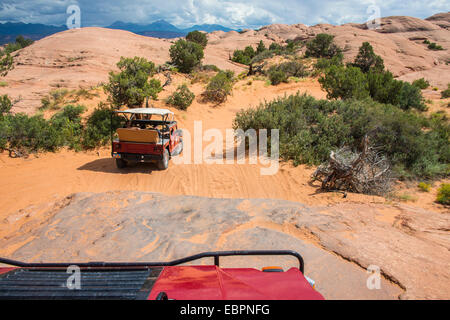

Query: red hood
left=148, top=265, right=324, bottom=300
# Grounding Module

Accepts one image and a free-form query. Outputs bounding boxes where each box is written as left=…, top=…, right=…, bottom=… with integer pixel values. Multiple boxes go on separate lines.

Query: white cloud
left=0, top=0, right=447, bottom=28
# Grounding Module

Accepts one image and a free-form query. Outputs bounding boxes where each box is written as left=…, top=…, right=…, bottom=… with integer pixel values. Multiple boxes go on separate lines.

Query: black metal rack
left=0, top=250, right=305, bottom=273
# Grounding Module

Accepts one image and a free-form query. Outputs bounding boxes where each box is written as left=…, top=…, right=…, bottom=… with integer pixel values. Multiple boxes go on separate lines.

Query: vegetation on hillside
left=203, top=70, right=234, bottom=103
left=186, top=31, right=208, bottom=48
left=0, top=35, right=34, bottom=76
left=319, top=42, right=427, bottom=111
left=104, top=56, right=162, bottom=108
left=166, top=84, right=195, bottom=110
left=169, top=39, right=204, bottom=73
left=0, top=97, right=124, bottom=155
left=234, top=93, right=449, bottom=182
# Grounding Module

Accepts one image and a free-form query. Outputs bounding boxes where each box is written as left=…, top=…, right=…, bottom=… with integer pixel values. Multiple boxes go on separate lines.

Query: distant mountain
left=182, top=24, right=234, bottom=33
left=136, top=31, right=187, bottom=39
left=107, top=19, right=181, bottom=33
left=0, top=22, right=66, bottom=44
left=0, top=20, right=236, bottom=45
left=106, top=20, right=235, bottom=36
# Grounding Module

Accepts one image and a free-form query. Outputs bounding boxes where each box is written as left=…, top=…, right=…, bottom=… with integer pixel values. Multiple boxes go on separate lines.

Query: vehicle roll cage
left=0, top=250, right=305, bottom=273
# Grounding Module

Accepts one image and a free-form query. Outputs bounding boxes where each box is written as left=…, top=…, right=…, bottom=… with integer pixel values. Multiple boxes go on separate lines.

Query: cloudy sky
left=0, top=0, right=448, bottom=29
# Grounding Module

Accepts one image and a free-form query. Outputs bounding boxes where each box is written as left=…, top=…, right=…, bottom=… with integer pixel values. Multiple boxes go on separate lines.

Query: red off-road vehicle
left=0, top=250, right=324, bottom=300
left=111, top=108, right=183, bottom=170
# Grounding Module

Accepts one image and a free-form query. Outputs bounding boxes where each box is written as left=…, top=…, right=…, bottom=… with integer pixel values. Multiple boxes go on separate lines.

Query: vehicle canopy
left=115, top=108, right=175, bottom=122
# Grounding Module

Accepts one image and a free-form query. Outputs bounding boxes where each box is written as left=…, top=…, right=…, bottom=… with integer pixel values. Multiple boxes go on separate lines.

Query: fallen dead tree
left=312, top=135, right=393, bottom=195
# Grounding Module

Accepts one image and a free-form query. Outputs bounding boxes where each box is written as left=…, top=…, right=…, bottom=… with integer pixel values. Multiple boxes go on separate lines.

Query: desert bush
left=418, top=182, right=431, bottom=192
left=441, top=84, right=450, bottom=99
left=397, top=81, right=427, bottom=111
left=0, top=94, right=12, bottom=116
left=233, top=93, right=450, bottom=179
left=231, top=45, right=257, bottom=65
left=186, top=31, right=208, bottom=48
left=320, top=66, right=427, bottom=111
left=0, top=53, right=13, bottom=77
left=251, top=50, right=274, bottom=65
left=267, top=61, right=308, bottom=85
left=350, top=42, right=384, bottom=73
left=203, top=70, right=234, bottom=103
left=40, top=88, right=70, bottom=110
left=428, top=42, right=444, bottom=51
left=0, top=104, right=85, bottom=154
left=269, top=42, right=282, bottom=52
left=268, top=68, right=288, bottom=85
left=305, top=34, right=342, bottom=59
left=169, top=39, right=204, bottom=73
left=0, top=35, right=33, bottom=77
left=199, top=64, right=220, bottom=72
left=256, top=40, right=267, bottom=54
left=319, top=65, right=369, bottom=100
left=278, top=61, right=308, bottom=78
left=314, top=55, right=344, bottom=71
left=82, top=103, right=123, bottom=149
left=49, top=105, right=85, bottom=150
left=167, top=84, right=195, bottom=110
left=412, top=78, right=430, bottom=90
left=436, top=184, right=450, bottom=205
left=104, top=56, right=162, bottom=108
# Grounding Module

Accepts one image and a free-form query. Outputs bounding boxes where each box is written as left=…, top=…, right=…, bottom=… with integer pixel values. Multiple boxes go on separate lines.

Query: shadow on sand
left=77, top=158, right=159, bottom=174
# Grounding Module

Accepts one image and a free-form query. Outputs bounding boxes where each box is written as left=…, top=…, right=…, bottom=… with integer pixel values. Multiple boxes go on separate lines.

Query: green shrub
left=250, top=50, right=274, bottom=65
left=167, top=84, right=195, bottom=110
left=199, top=64, right=220, bottom=72
left=412, top=78, right=430, bottom=90
left=40, top=88, right=70, bottom=110
left=268, top=68, right=288, bottom=85
left=82, top=103, right=123, bottom=149
left=436, top=184, right=450, bottom=205
left=428, top=42, right=444, bottom=50
left=278, top=61, right=308, bottom=78
left=49, top=105, right=85, bottom=150
left=423, top=39, right=431, bottom=45
left=0, top=53, right=13, bottom=76
left=233, top=93, right=450, bottom=178
left=104, top=56, right=162, bottom=108
left=350, top=42, right=384, bottom=73
left=204, top=70, right=234, bottom=103
left=305, top=34, right=342, bottom=59
left=269, top=42, right=282, bottom=52
left=169, top=39, right=204, bottom=73
left=0, top=94, right=12, bottom=116
left=397, top=82, right=427, bottom=111
left=314, top=55, right=343, bottom=71
left=319, top=65, right=369, bottom=100
left=256, top=40, right=266, bottom=54
left=267, top=61, right=307, bottom=85
left=231, top=45, right=257, bottom=65
left=0, top=35, right=34, bottom=77
left=320, top=66, right=427, bottom=111
left=418, top=182, right=431, bottom=192
left=0, top=104, right=85, bottom=153
left=186, top=31, right=208, bottom=48
left=441, top=84, right=450, bottom=99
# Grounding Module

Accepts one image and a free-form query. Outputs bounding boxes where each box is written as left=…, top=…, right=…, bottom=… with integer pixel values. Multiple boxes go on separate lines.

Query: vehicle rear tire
left=157, top=148, right=169, bottom=170
left=116, top=158, right=127, bottom=169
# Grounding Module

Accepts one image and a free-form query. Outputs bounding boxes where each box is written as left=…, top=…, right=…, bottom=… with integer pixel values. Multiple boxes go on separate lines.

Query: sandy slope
left=1, top=13, right=449, bottom=114
left=0, top=76, right=447, bottom=224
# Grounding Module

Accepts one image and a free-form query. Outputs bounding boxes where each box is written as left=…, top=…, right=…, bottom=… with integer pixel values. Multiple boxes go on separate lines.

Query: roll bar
left=0, top=250, right=305, bottom=273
